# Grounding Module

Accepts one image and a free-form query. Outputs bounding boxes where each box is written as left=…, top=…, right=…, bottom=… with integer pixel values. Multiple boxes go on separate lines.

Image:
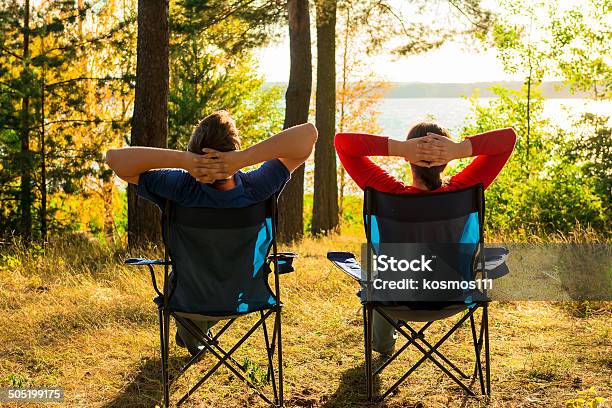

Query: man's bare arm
left=105, top=147, right=226, bottom=185
left=192, top=123, right=318, bottom=181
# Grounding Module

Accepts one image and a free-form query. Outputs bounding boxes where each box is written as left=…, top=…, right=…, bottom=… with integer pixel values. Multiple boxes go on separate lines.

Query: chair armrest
left=124, top=258, right=169, bottom=297
left=268, top=252, right=298, bottom=274
left=475, top=246, right=510, bottom=279
left=124, top=258, right=170, bottom=266
left=327, top=251, right=363, bottom=282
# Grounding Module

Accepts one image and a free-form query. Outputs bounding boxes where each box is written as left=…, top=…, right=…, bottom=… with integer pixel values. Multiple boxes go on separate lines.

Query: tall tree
left=336, top=1, right=387, bottom=220
left=128, top=0, right=169, bottom=247
left=312, top=0, right=338, bottom=235
left=278, top=0, right=312, bottom=242
left=1, top=0, right=115, bottom=239
left=168, top=0, right=285, bottom=151
left=20, top=0, right=32, bottom=240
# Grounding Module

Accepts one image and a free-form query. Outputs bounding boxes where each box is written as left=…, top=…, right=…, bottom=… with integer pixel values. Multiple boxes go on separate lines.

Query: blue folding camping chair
left=125, top=195, right=296, bottom=407
left=328, top=184, right=509, bottom=402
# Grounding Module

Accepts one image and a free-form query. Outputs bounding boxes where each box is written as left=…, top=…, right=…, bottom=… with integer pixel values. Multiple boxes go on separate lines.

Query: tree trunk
left=40, top=35, right=47, bottom=241
left=526, top=65, right=531, bottom=164
left=338, top=5, right=350, bottom=222
left=277, top=0, right=312, bottom=243
left=312, top=0, right=338, bottom=235
left=20, top=0, right=32, bottom=240
left=128, top=0, right=169, bottom=247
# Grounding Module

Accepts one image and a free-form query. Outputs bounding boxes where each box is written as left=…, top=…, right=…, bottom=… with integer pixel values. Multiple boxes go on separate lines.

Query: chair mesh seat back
left=365, top=186, right=483, bottom=244
left=364, top=185, right=485, bottom=307
left=165, top=199, right=276, bottom=316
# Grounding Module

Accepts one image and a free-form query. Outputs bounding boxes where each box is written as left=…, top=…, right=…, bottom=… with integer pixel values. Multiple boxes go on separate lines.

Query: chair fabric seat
left=381, top=303, right=468, bottom=322
left=152, top=296, right=274, bottom=321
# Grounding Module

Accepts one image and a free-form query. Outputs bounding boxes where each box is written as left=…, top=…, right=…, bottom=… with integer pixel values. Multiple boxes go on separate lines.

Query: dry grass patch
left=0, top=234, right=610, bottom=407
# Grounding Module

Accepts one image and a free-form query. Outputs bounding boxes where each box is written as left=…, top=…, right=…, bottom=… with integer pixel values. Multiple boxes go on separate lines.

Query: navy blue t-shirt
left=137, top=159, right=290, bottom=209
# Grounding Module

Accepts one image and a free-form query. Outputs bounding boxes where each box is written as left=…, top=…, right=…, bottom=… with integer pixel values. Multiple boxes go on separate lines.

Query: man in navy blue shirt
left=106, top=110, right=317, bottom=355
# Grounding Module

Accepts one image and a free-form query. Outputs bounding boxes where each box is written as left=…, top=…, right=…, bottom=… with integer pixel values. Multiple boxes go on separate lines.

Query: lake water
left=374, top=98, right=611, bottom=139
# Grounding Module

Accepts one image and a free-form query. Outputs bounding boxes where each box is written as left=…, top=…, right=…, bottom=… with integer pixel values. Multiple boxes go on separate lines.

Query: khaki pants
left=372, top=310, right=397, bottom=354
left=175, top=317, right=217, bottom=355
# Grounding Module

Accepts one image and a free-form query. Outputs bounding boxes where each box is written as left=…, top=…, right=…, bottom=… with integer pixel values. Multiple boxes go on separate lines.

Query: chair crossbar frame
left=162, top=308, right=281, bottom=406
left=363, top=302, right=491, bottom=402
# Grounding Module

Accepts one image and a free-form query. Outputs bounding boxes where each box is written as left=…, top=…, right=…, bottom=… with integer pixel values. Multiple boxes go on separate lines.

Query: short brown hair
left=407, top=121, right=451, bottom=190
left=187, top=110, right=241, bottom=154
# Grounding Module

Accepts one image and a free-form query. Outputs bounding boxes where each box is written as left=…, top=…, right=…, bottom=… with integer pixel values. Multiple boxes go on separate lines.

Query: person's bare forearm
left=187, top=122, right=318, bottom=180
left=388, top=139, right=408, bottom=157
left=105, top=147, right=189, bottom=178
left=238, top=123, right=318, bottom=167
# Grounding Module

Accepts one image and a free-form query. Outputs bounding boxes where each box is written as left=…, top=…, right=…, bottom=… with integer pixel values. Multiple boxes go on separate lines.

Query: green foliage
left=559, top=113, right=611, bottom=210
left=241, top=357, right=268, bottom=387
left=1, top=373, right=29, bottom=388
left=548, top=0, right=612, bottom=99
left=0, top=0, right=284, bottom=238
left=0, top=0, right=133, bottom=237
left=491, top=0, right=612, bottom=100
left=168, top=48, right=283, bottom=150
left=462, top=86, right=609, bottom=236
left=168, top=0, right=285, bottom=150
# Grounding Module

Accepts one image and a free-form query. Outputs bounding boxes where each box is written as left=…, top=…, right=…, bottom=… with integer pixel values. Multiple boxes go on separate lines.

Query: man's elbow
left=334, top=132, right=347, bottom=153
left=302, top=122, right=318, bottom=155
left=305, top=122, right=318, bottom=145
left=105, top=149, right=118, bottom=170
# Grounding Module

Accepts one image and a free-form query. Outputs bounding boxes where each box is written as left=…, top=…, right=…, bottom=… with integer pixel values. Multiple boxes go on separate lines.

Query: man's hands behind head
left=186, top=149, right=246, bottom=184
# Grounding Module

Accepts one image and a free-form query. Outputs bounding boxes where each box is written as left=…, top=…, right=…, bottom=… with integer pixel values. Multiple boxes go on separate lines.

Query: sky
left=255, top=40, right=523, bottom=84
left=255, top=0, right=569, bottom=84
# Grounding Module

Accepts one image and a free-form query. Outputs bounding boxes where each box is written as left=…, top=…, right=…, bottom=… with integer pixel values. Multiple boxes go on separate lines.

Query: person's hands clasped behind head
left=394, top=132, right=465, bottom=168
left=189, top=121, right=317, bottom=184
left=401, top=135, right=449, bottom=167
left=188, top=148, right=244, bottom=184
left=185, top=110, right=241, bottom=185
left=181, top=150, right=232, bottom=184
left=414, top=132, right=470, bottom=167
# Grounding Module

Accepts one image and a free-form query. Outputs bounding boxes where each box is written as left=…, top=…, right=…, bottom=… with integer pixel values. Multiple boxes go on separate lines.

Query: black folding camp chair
left=328, top=185, right=509, bottom=402
left=125, top=195, right=296, bottom=407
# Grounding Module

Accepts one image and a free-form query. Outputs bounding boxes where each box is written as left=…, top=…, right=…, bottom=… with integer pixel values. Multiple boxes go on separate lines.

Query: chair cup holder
left=270, top=252, right=298, bottom=274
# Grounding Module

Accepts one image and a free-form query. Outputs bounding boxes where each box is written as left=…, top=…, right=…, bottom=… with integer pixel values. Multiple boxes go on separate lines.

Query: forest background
left=0, top=0, right=609, bottom=244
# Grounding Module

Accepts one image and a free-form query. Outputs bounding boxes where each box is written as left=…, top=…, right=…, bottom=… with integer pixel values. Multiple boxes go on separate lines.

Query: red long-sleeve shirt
left=334, top=128, right=517, bottom=193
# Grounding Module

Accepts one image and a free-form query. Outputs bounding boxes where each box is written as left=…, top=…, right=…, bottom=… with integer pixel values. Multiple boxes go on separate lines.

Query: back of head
left=407, top=121, right=451, bottom=191
left=188, top=110, right=241, bottom=154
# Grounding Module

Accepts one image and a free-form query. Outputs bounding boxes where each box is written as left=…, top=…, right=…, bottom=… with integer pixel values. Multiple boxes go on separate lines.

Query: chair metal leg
left=159, top=308, right=170, bottom=408
left=380, top=311, right=476, bottom=397
left=261, top=311, right=278, bottom=404
left=170, top=318, right=243, bottom=388
left=375, top=321, right=432, bottom=376
left=176, top=311, right=273, bottom=406
left=470, top=309, right=486, bottom=395
left=163, top=310, right=171, bottom=406
left=399, top=321, right=470, bottom=380
left=364, top=304, right=374, bottom=402
left=484, top=304, right=491, bottom=396
left=275, top=305, right=284, bottom=407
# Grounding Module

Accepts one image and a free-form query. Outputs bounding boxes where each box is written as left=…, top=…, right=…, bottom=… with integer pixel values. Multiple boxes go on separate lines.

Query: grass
left=0, top=232, right=610, bottom=407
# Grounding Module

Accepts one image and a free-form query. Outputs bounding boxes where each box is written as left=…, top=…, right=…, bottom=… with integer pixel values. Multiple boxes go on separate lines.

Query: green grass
left=0, top=233, right=610, bottom=407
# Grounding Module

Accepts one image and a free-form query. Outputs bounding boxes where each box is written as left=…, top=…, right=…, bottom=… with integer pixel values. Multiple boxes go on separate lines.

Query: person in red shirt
left=334, top=121, right=516, bottom=354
